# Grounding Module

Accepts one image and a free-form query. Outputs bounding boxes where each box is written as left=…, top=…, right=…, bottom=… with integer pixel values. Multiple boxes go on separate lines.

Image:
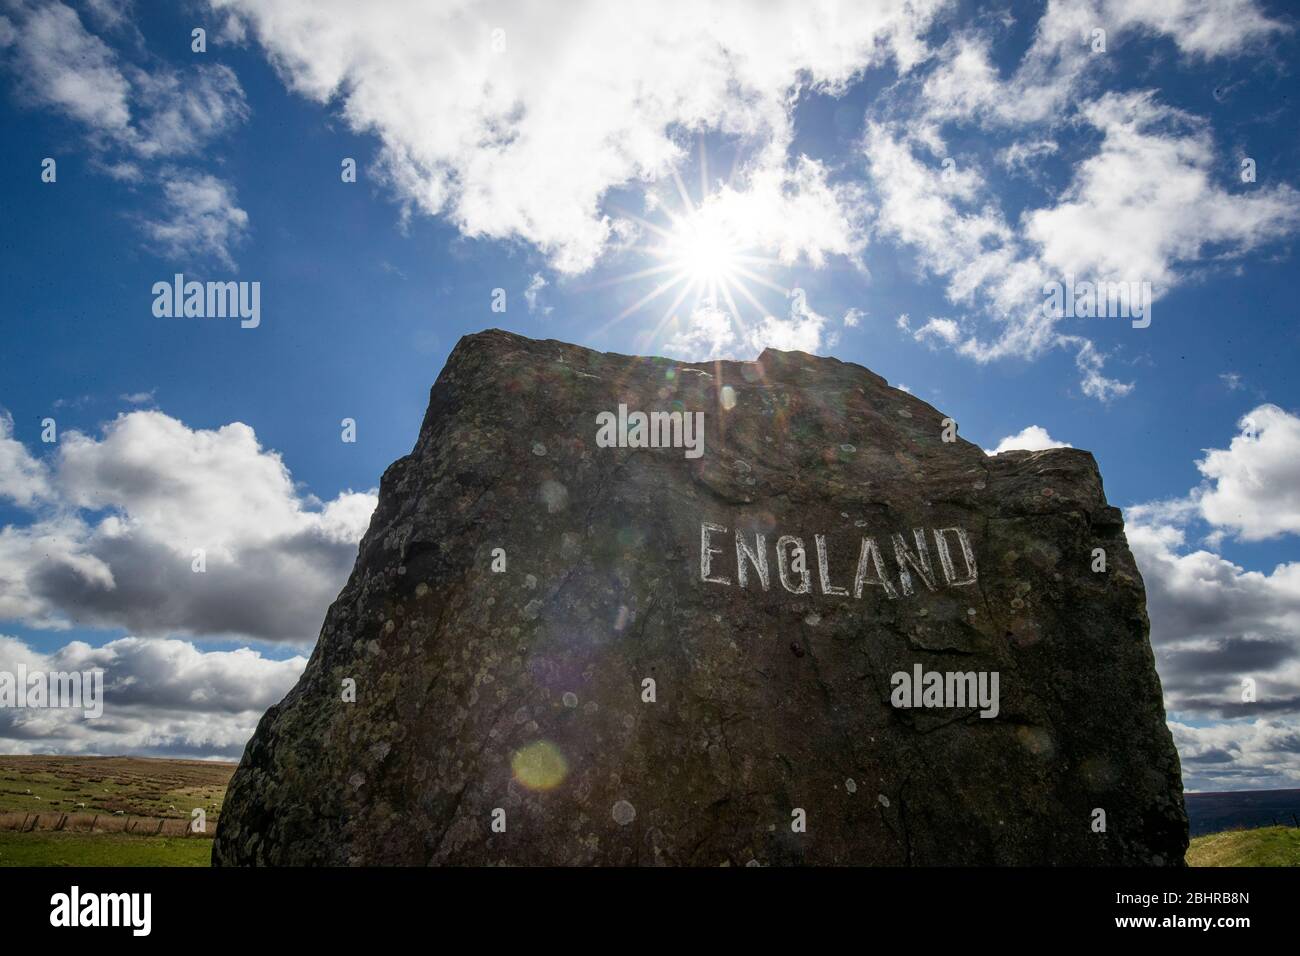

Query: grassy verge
left=0, top=830, right=212, bottom=867
left=1186, top=826, right=1300, bottom=866
left=4, top=824, right=1298, bottom=867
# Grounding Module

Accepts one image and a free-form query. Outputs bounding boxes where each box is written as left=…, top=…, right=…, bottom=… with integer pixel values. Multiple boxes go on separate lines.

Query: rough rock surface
left=213, top=329, right=1186, bottom=866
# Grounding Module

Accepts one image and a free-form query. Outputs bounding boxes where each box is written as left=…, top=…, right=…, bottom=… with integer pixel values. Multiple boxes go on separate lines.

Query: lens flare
left=511, top=740, right=568, bottom=791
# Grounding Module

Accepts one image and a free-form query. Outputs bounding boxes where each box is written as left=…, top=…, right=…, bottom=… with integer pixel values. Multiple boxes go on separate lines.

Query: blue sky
left=1, top=0, right=1299, bottom=789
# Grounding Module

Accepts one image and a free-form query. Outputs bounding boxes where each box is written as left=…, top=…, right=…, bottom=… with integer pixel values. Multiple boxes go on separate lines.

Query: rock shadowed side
left=213, top=328, right=1187, bottom=866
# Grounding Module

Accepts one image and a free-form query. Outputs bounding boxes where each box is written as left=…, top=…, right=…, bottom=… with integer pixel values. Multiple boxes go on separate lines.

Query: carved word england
left=699, top=521, right=977, bottom=599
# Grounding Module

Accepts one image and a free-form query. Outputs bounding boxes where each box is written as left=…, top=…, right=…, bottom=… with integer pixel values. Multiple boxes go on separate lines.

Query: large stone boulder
left=213, top=329, right=1186, bottom=865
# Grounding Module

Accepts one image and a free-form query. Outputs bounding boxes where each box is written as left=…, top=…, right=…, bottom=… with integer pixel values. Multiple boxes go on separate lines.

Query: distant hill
left=1185, top=789, right=1300, bottom=837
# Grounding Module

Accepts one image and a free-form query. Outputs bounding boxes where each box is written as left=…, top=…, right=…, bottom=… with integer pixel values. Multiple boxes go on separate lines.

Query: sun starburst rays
left=594, top=143, right=788, bottom=352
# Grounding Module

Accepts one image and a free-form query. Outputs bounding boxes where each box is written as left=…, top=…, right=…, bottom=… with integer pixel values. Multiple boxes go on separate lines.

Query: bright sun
left=596, top=146, right=788, bottom=348
left=667, top=216, right=742, bottom=284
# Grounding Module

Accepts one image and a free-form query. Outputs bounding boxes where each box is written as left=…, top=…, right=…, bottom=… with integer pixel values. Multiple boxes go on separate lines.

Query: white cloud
left=1114, top=0, right=1288, bottom=58
left=859, top=0, right=1299, bottom=400
left=1170, top=719, right=1300, bottom=792
left=1125, top=405, right=1300, bottom=544
left=0, top=411, right=51, bottom=507
left=209, top=0, right=945, bottom=274
left=130, top=63, right=249, bottom=159
left=0, top=0, right=131, bottom=132
left=0, top=410, right=376, bottom=643
left=140, top=171, right=249, bottom=269
left=660, top=289, right=836, bottom=360
left=985, top=425, right=1072, bottom=455
left=919, top=0, right=1286, bottom=129
left=0, top=634, right=305, bottom=759
left=864, top=124, right=1017, bottom=312
left=1197, top=405, right=1300, bottom=541
left=1125, top=520, right=1300, bottom=794
left=748, top=307, right=829, bottom=354
left=1025, top=92, right=1300, bottom=290
left=524, top=272, right=551, bottom=316
left=1069, top=335, right=1134, bottom=402
left=911, top=316, right=963, bottom=347
left=0, top=1, right=251, bottom=265
left=1122, top=407, right=1300, bottom=759
left=0, top=2, right=248, bottom=157
left=842, top=308, right=864, bottom=328
left=998, top=137, right=1058, bottom=174
left=687, top=153, right=871, bottom=271
left=95, top=158, right=142, bottom=181
left=863, top=89, right=1299, bottom=399
left=661, top=301, right=741, bottom=361
left=81, top=0, right=134, bottom=33
left=1127, top=517, right=1300, bottom=718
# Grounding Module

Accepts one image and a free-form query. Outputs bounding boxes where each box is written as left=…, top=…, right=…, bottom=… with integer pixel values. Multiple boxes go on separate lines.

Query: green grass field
left=1186, top=826, right=1300, bottom=867
left=0, top=754, right=234, bottom=821
left=0, top=830, right=212, bottom=867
